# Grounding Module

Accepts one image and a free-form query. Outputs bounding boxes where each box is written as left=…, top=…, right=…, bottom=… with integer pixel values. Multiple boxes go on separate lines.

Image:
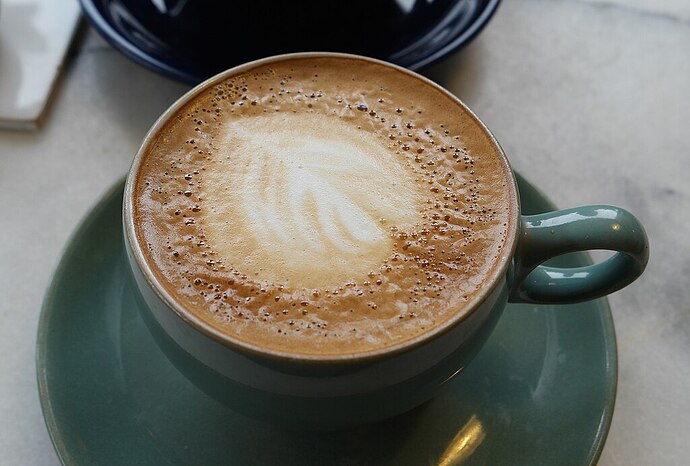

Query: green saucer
left=37, top=175, right=616, bottom=465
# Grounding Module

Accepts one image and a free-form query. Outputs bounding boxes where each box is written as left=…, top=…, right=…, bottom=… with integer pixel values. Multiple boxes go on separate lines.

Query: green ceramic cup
left=123, top=53, right=648, bottom=429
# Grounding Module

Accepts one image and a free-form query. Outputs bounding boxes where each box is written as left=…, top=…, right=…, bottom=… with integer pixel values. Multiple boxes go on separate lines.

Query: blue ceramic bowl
left=79, top=0, right=502, bottom=84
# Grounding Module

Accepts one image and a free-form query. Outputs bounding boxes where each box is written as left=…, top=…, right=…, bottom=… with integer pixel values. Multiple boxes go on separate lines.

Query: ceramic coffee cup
left=123, top=52, right=648, bottom=428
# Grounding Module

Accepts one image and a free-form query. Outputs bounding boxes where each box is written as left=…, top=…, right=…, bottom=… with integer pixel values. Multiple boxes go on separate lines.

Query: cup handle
left=509, top=205, right=649, bottom=304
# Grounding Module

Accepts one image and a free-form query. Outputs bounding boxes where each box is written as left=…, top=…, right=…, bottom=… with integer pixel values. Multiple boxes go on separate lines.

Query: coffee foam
left=133, top=56, right=515, bottom=356
left=202, top=113, right=423, bottom=289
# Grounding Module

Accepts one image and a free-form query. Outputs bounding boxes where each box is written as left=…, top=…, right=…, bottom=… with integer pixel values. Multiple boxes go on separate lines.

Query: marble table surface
left=1, top=0, right=688, bottom=464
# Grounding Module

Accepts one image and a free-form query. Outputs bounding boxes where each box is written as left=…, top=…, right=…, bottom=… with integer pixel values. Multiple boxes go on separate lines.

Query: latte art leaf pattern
left=246, top=127, right=397, bottom=252
left=202, top=113, right=422, bottom=288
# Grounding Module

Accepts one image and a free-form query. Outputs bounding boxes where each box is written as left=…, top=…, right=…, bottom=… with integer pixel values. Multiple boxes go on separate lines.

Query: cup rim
left=123, top=51, right=520, bottom=365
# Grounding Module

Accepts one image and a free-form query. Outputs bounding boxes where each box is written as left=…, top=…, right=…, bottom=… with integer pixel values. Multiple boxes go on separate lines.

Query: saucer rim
left=77, top=0, right=502, bottom=84
left=36, top=174, right=617, bottom=465
left=37, top=177, right=126, bottom=466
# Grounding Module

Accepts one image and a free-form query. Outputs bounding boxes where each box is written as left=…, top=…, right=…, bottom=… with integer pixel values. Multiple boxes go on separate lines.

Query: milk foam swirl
left=201, top=113, right=422, bottom=288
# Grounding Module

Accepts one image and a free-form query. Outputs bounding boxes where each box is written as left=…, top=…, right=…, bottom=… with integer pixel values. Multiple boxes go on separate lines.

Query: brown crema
left=133, top=56, right=515, bottom=356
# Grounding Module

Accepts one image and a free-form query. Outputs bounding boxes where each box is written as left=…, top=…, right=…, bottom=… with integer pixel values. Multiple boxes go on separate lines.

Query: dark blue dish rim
left=78, top=0, right=502, bottom=85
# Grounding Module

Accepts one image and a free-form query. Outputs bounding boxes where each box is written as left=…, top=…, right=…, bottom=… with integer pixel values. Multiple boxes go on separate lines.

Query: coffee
left=132, top=56, right=515, bottom=356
